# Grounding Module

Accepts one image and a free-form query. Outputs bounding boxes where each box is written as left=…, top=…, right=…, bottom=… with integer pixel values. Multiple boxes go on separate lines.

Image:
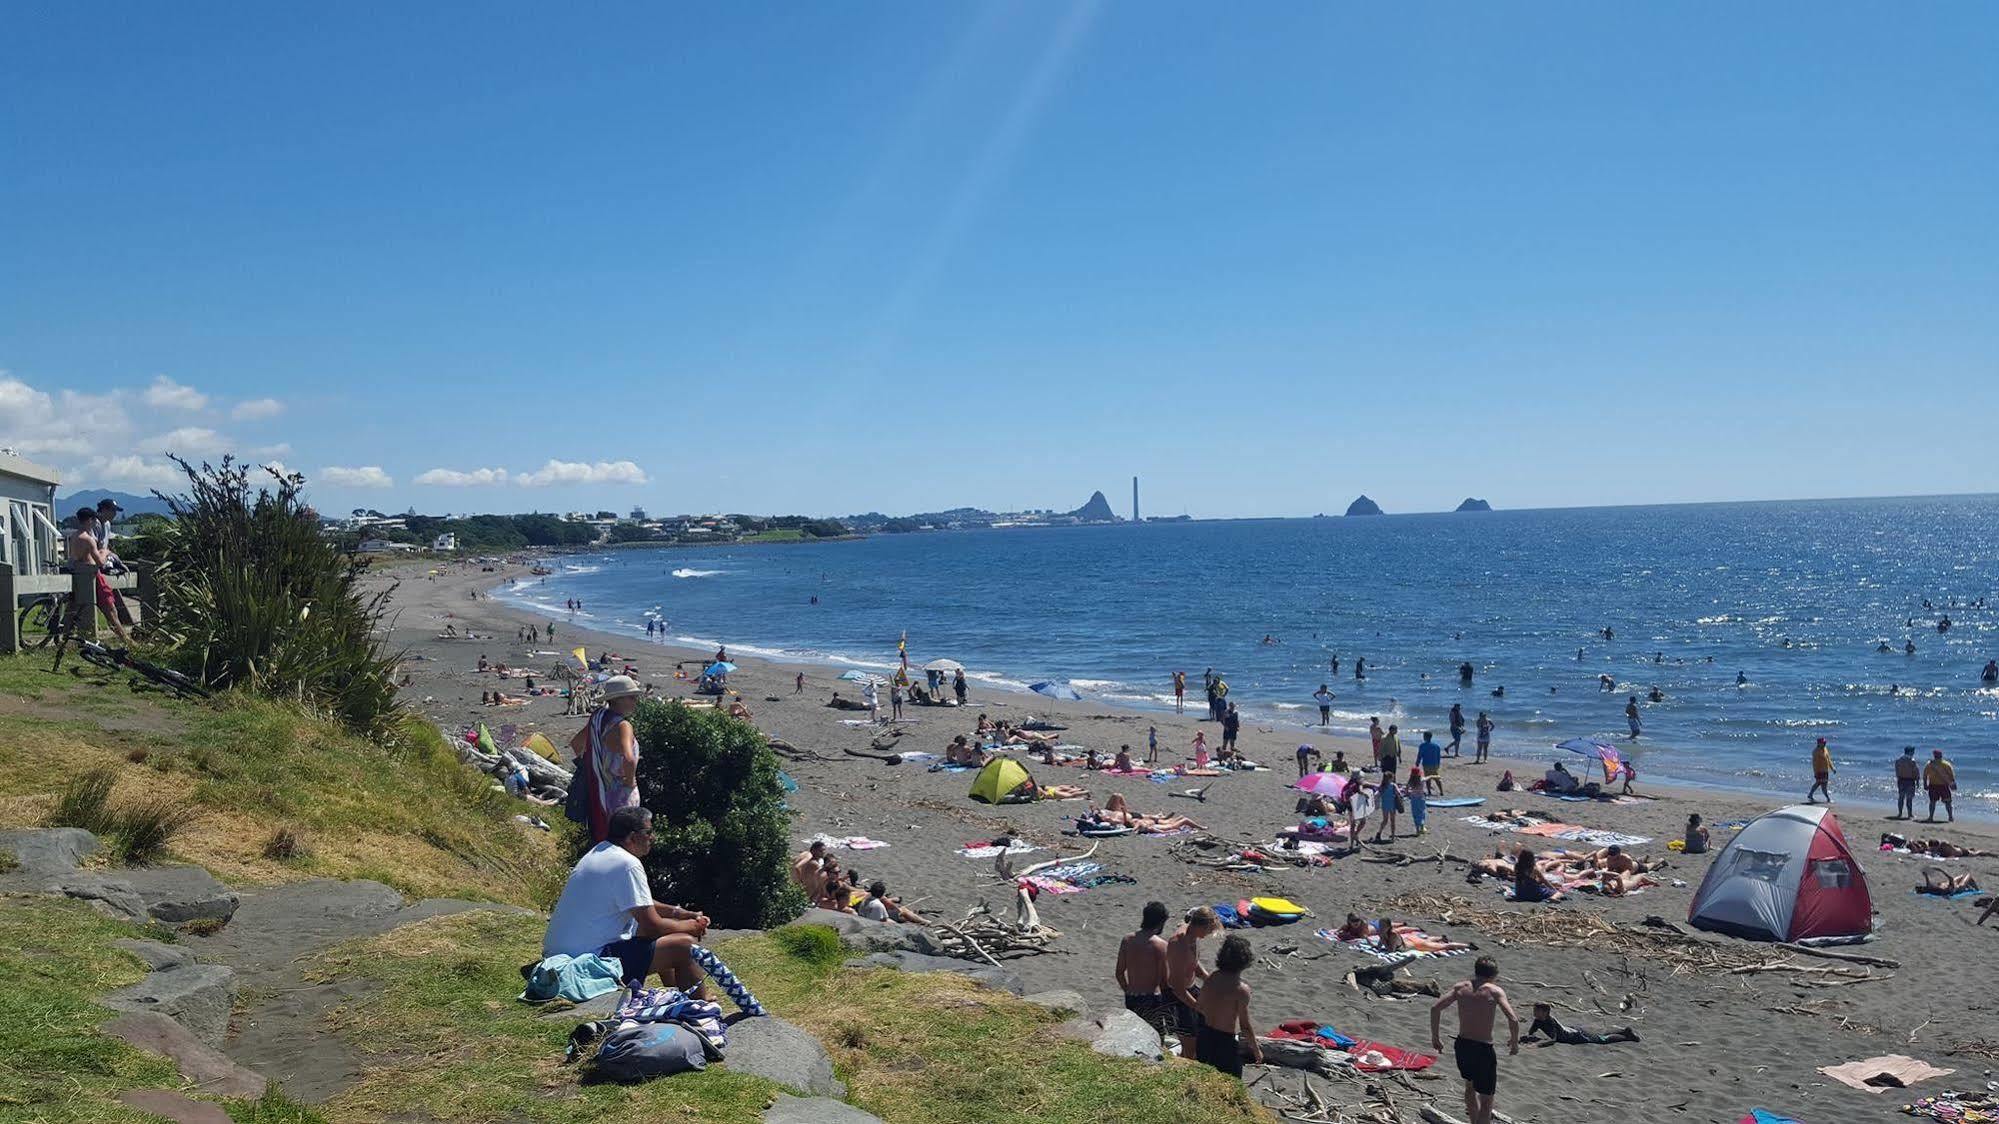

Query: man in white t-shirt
left=543, top=806, right=710, bottom=988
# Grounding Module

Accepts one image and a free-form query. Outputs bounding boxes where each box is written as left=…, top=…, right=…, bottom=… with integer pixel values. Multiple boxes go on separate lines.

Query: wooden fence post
left=72, top=563, right=100, bottom=640
left=0, top=563, right=17, bottom=654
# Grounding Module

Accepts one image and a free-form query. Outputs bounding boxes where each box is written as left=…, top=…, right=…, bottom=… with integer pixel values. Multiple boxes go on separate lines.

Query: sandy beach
left=386, top=559, right=1999, bottom=1124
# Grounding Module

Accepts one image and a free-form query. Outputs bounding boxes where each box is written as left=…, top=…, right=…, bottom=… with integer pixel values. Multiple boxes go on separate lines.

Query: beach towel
left=1738, top=1112, right=1801, bottom=1124
left=1912, top=886, right=1983, bottom=901
left=958, top=842, right=1041, bottom=859
left=1316, top=926, right=1472, bottom=961
left=1021, top=875, right=1086, bottom=896
left=806, top=834, right=890, bottom=851
left=1817, top=1054, right=1953, bottom=1093
left=1098, top=767, right=1152, bottom=777
left=1342, top=1040, right=1435, bottom=1072
left=1268, top=1020, right=1358, bottom=1050
left=1139, top=826, right=1196, bottom=838
left=1425, top=797, right=1486, bottom=808
left=1074, top=823, right=1135, bottom=837
left=519, top=953, right=625, bottom=1004
left=1181, top=768, right=1223, bottom=777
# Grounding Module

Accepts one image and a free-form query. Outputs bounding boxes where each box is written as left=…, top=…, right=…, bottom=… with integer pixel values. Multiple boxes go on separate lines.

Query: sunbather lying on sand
left=1025, top=778, right=1089, bottom=800
left=1332, top=914, right=1471, bottom=954
left=1101, top=794, right=1205, bottom=833
left=1883, top=833, right=1992, bottom=858
left=826, top=692, right=868, bottom=711
left=1919, top=868, right=1981, bottom=896
left=1585, top=844, right=1666, bottom=875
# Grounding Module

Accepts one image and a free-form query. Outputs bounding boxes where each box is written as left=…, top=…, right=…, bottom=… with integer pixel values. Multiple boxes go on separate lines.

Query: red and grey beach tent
left=1687, top=804, right=1872, bottom=943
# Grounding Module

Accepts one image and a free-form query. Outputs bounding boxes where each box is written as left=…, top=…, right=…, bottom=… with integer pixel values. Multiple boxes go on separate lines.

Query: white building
left=433, top=533, right=458, bottom=552
left=357, top=538, right=419, bottom=554
left=0, top=450, right=62, bottom=579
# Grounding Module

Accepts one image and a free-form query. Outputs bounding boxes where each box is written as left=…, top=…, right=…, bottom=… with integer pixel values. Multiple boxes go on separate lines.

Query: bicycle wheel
left=18, top=596, right=62, bottom=650
left=78, top=642, right=123, bottom=672
left=130, top=658, right=211, bottom=700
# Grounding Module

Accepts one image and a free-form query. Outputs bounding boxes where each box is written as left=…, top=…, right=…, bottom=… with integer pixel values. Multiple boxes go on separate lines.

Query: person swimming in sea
left=1736, top=671, right=1748, bottom=686
left=1983, top=659, right=1998, bottom=685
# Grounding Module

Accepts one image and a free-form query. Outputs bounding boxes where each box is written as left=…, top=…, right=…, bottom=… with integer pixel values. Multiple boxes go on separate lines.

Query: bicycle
left=59, top=636, right=211, bottom=701
left=17, top=591, right=74, bottom=650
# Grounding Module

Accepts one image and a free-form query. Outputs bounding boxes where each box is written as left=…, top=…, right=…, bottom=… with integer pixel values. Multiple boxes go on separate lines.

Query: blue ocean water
left=497, top=496, right=1999, bottom=810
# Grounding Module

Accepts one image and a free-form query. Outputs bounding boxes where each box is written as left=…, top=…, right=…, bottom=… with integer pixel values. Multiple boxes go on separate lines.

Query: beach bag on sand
left=589, top=1021, right=720, bottom=1081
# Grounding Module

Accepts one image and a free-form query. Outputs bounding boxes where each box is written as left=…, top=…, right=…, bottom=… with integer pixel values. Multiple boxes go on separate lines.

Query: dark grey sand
left=385, top=559, right=1999, bottom=1124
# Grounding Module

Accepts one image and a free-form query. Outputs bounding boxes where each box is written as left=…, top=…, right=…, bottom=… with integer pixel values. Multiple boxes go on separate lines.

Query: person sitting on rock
left=542, top=806, right=711, bottom=992
left=857, top=880, right=928, bottom=925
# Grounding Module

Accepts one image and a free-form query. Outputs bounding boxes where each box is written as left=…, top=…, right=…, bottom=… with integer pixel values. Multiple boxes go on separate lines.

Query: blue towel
left=520, top=953, right=625, bottom=1003
left=1314, top=1026, right=1358, bottom=1049
left=1913, top=886, right=1983, bottom=901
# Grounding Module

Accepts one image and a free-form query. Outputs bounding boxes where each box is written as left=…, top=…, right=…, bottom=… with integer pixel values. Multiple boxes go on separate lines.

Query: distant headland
left=1345, top=495, right=1384, bottom=517
left=1455, top=498, right=1493, bottom=512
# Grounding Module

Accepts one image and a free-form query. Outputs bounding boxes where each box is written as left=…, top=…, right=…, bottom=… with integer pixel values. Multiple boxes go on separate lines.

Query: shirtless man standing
left=1431, top=956, right=1520, bottom=1124
left=1114, top=902, right=1173, bottom=1041
left=1165, top=906, right=1219, bottom=1058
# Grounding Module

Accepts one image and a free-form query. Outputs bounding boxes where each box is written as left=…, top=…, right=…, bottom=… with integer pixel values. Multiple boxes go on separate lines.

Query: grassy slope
left=0, top=895, right=320, bottom=1124
left=0, top=653, right=564, bottom=907
left=310, top=912, right=1266, bottom=1124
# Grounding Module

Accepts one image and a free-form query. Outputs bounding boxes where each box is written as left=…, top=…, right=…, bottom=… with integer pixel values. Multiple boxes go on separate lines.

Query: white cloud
left=143, top=426, right=228, bottom=455
left=143, top=375, right=208, bottom=411
left=85, top=454, right=182, bottom=489
left=232, top=397, right=284, bottom=421
left=415, top=466, right=509, bottom=486
left=516, top=459, right=649, bottom=487
left=0, top=373, right=134, bottom=460
left=320, top=465, right=395, bottom=489
left=250, top=442, right=292, bottom=458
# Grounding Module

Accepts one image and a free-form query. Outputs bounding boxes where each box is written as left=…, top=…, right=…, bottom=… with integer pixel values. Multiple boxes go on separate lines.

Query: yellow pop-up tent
left=968, top=757, right=1036, bottom=804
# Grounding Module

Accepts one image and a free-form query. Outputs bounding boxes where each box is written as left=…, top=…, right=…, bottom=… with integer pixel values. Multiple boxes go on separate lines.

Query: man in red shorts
left=66, top=508, right=133, bottom=645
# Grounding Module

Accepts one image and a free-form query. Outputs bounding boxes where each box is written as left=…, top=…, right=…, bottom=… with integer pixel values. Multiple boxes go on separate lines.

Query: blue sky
left=3, top=3, right=1994, bottom=518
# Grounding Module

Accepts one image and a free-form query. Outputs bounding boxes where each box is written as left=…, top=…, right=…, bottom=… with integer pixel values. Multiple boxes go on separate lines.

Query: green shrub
left=148, top=458, right=404, bottom=737
left=627, top=701, right=806, bottom=929
left=45, top=767, right=119, bottom=836
left=110, top=796, right=201, bottom=865
left=771, top=923, right=843, bottom=971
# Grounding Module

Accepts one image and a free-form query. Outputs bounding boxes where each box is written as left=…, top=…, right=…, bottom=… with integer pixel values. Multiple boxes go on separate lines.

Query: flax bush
left=149, top=458, right=404, bottom=737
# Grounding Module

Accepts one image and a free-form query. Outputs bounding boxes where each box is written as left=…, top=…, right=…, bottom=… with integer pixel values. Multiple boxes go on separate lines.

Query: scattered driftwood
left=1775, top=943, right=1900, bottom=970
left=931, top=901, right=1060, bottom=963
left=1385, top=891, right=1773, bottom=976
left=1728, top=959, right=1890, bottom=987
left=998, top=841, right=1097, bottom=883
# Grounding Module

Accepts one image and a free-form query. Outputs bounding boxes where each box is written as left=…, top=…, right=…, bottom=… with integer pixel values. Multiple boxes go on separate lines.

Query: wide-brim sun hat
left=601, top=675, right=643, bottom=700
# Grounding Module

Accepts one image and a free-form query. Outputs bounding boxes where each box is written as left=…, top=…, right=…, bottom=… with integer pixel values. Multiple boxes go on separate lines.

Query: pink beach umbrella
left=1294, top=771, right=1353, bottom=799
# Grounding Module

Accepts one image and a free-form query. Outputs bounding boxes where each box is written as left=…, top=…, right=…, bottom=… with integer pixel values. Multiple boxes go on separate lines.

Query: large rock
left=1063, top=1009, right=1164, bottom=1062
left=101, top=1011, right=268, bottom=1099
left=725, top=1016, right=843, bottom=1097
left=115, top=939, right=196, bottom=972
left=103, top=962, right=237, bottom=1047
left=123, top=865, right=240, bottom=925
left=844, top=950, right=1025, bottom=996
left=763, top=1093, right=885, bottom=1124
left=53, top=873, right=149, bottom=922
left=1022, top=989, right=1088, bottom=1018
left=114, top=1089, right=233, bottom=1124
left=0, top=827, right=99, bottom=879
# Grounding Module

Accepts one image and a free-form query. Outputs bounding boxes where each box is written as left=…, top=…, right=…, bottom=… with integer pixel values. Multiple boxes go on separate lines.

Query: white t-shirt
left=857, top=897, right=889, bottom=922
left=543, top=843, right=652, bottom=957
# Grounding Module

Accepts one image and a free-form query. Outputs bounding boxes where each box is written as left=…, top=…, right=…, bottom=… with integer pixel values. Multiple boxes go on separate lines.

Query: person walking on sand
left=1432, top=957, right=1520, bottom=1124
left=953, top=668, right=967, bottom=706
left=1192, top=935, right=1262, bottom=1078
left=1448, top=703, right=1466, bottom=757
left=1173, top=670, right=1186, bottom=714
left=1115, top=902, right=1174, bottom=1042
left=1165, top=907, right=1220, bottom=1058
left=1807, top=737, right=1835, bottom=804
left=1314, top=684, right=1335, bottom=726
left=1417, top=731, right=1445, bottom=795
left=1924, top=749, right=1957, bottom=822
left=1475, top=711, right=1494, bottom=764
left=1379, top=724, right=1402, bottom=778
left=1369, top=717, right=1384, bottom=766
left=1893, top=746, right=1920, bottom=819
left=1373, top=772, right=1400, bottom=843
left=890, top=680, right=904, bottom=721
left=1147, top=725, right=1160, bottom=765
left=1624, top=696, right=1641, bottom=739
left=1407, top=765, right=1430, bottom=835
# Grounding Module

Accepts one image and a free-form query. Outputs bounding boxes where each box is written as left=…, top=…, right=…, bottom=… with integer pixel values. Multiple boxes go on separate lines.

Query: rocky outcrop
left=764, top=1094, right=886, bottom=1124
left=0, top=827, right=100, bottom=878
left=1070, top=490, right=1119, bottom=522
left=726, top=1016, right=844, bottom=1097
left=1345, top=495, right=1384, bottom=516
left=1059, top=1008, right=1165, bottom=1062
left=1455, top=497, right=1493, bottom=512
left=102, top=958, right=238, bottom=1047
left=100, top=1011, right=268, bottom=1099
